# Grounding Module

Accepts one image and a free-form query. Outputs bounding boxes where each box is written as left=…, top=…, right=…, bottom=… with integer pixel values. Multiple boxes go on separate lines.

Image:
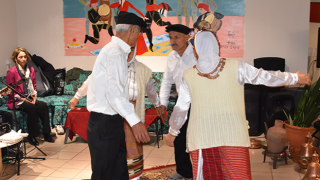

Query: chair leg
left=64, top=127, right=70, bottom=144
left=263, top=149, right=267, bottom=163
left=155, top=118, right=159, bottom=148
left=160, top=118, right=163, bottom=140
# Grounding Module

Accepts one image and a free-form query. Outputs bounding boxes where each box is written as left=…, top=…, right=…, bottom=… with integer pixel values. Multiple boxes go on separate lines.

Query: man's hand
left=165, top=133, right=176, bottom=147
left=296, top=71, right=311, bottom=86
left=69, top=97, right=79, bottom=110
left=157, top=105, right=168, bottom=121
left=131, top=122, right=150, bottom=143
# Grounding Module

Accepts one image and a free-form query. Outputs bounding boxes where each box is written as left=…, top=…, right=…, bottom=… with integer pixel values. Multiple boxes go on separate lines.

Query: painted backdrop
left=63, top=0, right=245, bottom=57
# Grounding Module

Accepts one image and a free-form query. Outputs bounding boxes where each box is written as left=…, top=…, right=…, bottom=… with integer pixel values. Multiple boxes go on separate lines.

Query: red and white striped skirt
left=190, top=146, right=251, bottom=180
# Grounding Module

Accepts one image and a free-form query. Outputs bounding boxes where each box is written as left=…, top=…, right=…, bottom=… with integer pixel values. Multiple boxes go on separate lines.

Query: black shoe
left=44, top=133, right=55, bottom=143
left=28, top=136, right=39, bottom=146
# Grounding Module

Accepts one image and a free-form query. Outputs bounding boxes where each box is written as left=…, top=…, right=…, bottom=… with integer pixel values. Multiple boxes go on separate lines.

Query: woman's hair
left=11, top=47, right=31, bottom=63
left=198, top=20, right=211, bottom=30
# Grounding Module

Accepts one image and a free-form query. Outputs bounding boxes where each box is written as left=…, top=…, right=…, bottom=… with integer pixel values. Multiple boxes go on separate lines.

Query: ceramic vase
left=267, top=120, right=287, bottom=154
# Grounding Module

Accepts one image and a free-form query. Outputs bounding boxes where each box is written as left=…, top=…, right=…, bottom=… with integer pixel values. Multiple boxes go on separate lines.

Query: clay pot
left=267, top=120, right=287, bottom=154
left=285, top=122, right=314, bottom=148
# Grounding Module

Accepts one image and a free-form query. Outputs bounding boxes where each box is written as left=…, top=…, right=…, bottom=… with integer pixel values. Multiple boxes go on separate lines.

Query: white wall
left=0, top=1, right=18, bottom=76
left=308, top=23, right=320, bottom=82
left=15, top=0, right=310, bottom=73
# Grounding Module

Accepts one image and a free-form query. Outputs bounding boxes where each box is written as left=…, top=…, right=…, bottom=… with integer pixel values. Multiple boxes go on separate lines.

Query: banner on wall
left=63, top=0, right=245, bottom=57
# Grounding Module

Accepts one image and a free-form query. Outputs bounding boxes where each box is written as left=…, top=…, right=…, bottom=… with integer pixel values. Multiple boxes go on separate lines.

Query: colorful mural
left=63, top=0, right=245, bottom=57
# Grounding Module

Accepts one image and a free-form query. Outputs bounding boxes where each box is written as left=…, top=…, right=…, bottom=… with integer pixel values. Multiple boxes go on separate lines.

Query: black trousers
left=16, top=100, right=51, bottom=137
left=0, top=110, right=13, bottom=127
left=174, top=107, right=193, bottom=178
left=87, top=112, right=128, bottom=180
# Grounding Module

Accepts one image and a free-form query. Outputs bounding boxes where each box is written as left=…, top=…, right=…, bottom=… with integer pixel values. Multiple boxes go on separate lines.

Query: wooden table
left=64, top=108, right=167, bottom=147
left=64, top=107, right=90, bottom=144
left=144, top=109, right=167, bottom=148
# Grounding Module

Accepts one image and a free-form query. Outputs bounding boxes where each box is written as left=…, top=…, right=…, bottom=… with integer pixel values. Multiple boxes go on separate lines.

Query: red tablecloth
left=64, top=107, right=90, bottom=141
left=64, top=108, right=166, bottom=141
left=144, top=109, right=167, bottom=128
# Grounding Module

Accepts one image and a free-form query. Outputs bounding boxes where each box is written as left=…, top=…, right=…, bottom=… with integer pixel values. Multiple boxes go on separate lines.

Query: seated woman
left=6, top=47, right=54, bottom=145
left=69, top=45, right=160, bottom=180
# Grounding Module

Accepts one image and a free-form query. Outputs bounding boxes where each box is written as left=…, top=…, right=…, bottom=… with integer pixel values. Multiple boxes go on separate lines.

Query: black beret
left=114, top=12, right=148, bottom=32
left=165, top=24, right=192, bottom=35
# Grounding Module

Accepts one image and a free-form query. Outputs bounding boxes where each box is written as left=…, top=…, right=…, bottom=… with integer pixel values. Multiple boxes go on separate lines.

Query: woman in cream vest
left=69, top=46, right=160, bottom=180
left=166, top=30, right=311, bottom=179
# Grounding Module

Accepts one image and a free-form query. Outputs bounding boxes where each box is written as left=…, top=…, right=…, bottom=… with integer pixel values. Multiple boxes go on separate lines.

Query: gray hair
left=115, top=24, right=139, bottom=34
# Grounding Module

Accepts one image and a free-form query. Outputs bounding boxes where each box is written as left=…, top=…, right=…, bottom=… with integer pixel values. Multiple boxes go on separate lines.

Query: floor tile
left=167, top=158, right=175, bottom=165
left=250, top=162, right=271, bottom=173
left=48, top=167, right=82, bottom=178
left=148, top=149, right=174, bottom=158
left=60, top=145, right=87, bottom=153
left=71, top=152, right=91, bottom=161
left=273, top=172, right=301, bottom=180
left=44, top=177, right=72, bottom=180
left=39, top=159, right=68, bottom=168
left=49, top=151, right=79, bottom=160
left=61, top=159, right=91, bottom=169
left=144, top=157, right=171, bottom=166
left=73, top=169, right=92, bottom=179
left=251, top=171, right=273, bottom=180
left=24, top=165, right=57, bottom=176
left=84, top=164, right=92, bottom=170
left=14, top=175, right=46, bottom=180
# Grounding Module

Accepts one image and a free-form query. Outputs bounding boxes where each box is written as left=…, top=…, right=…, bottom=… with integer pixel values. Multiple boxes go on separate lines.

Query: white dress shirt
left=87, top=36, right=140, bottom=127
left=168, top=61, right=299, bottom=136
left=159, top=43, right=197, bottom=107
left=75, top=63, right=160, bottom=107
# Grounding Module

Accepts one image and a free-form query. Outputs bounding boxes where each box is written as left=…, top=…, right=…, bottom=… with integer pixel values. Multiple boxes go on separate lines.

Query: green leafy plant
left=284, top=77, right=320, bottom=127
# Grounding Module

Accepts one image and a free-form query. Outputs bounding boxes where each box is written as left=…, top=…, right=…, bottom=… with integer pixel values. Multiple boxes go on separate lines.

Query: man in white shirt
left=157, top=24, right=196, bottom=179
left=86, top=12, right=150, bottom=180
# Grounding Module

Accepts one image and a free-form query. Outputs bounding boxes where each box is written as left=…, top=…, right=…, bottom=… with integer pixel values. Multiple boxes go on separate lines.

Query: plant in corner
left=283, top=76, right=320, bottom=148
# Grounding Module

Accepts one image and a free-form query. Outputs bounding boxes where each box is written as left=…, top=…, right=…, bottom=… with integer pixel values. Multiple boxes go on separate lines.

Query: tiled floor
left=6, top=133, right=304, bottom=180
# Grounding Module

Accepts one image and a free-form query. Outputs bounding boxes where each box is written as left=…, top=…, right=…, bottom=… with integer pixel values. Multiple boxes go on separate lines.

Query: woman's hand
left=0, top=87, right=11, bottom=96
left=20, top=97, right=32, bottom=104
left=31, top=95, right=37, bottom=104
left=165, top=133, right=176, bottom=147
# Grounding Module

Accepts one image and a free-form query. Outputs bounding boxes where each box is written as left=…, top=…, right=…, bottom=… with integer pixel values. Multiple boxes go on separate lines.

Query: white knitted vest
left=134, top=61, right=152, bottom=123
left=184, top=59, right=250, bottom=151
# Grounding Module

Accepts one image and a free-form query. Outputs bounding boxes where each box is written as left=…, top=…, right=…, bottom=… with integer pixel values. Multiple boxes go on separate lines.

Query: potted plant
left=284, top=76, right=320, bottom=148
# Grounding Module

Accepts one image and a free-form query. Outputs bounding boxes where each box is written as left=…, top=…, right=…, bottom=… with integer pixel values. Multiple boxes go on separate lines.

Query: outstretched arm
left=238, top=61, right=311, bottom=86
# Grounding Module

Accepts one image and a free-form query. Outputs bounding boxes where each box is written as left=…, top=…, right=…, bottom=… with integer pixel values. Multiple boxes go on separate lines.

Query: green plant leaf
left=283, top=109, right=293, bottom=125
